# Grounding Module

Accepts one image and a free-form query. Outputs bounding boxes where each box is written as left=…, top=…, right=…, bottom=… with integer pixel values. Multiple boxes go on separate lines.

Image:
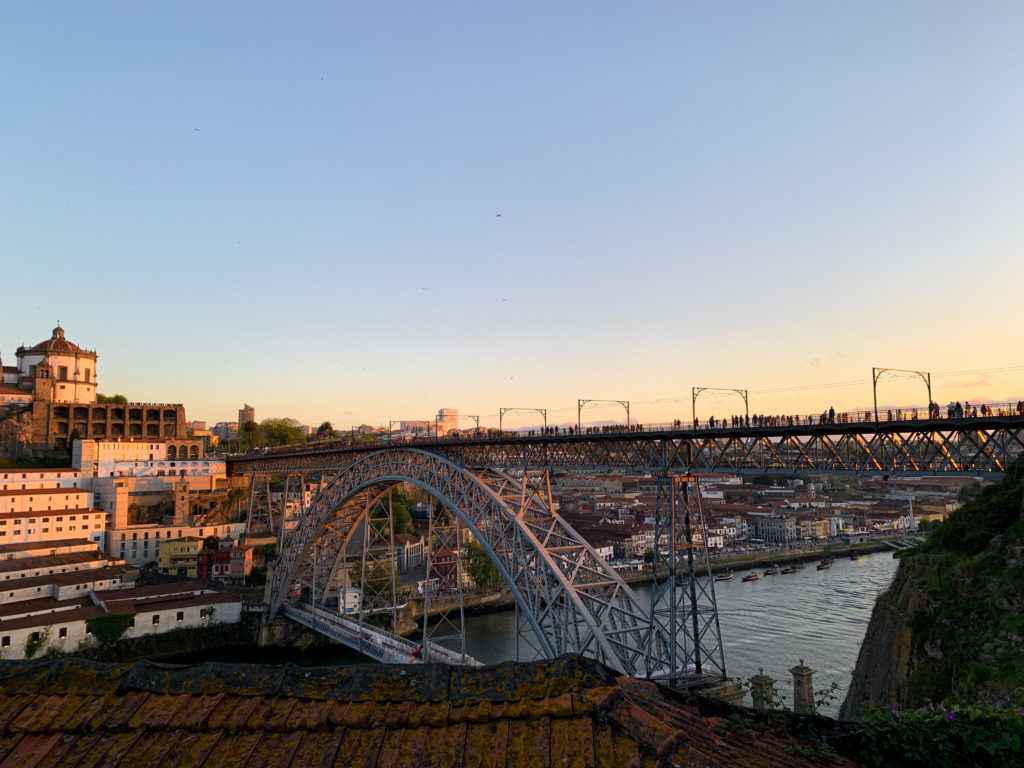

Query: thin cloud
left=806, top=358, right=822, bottom=368
left=956, top=378, right=991, bottom=389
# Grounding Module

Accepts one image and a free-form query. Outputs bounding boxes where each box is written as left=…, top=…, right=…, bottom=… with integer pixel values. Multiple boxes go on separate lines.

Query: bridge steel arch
left=270, top=448, right=684, bottom=680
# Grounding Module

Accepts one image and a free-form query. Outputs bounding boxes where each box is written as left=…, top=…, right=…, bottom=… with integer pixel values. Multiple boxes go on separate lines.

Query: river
left=461, top=550, right=898, bottom=715
left=164, top=551, right=899, bottom=717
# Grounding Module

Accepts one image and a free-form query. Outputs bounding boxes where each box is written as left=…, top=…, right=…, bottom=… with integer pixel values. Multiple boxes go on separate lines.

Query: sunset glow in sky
left=3, top=3, right=1023, bottom=429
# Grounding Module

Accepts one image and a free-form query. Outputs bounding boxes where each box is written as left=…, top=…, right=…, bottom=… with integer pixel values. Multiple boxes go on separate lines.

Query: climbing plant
left=85, top=613, right=134, bottom=646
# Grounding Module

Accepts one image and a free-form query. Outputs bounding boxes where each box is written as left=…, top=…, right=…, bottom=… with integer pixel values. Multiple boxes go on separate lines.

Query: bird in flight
left=496, top=213, right=502, bottom=217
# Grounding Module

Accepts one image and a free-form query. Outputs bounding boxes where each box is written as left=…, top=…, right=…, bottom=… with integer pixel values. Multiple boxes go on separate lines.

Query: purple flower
left=945, top=712, right=956, bottom=722
left=994, top=701, right=1004, bottom=707
left=891, top=705, right=900, bottom=716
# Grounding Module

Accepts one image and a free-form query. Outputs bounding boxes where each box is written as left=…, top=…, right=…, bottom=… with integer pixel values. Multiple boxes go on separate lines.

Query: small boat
left=794, top=562, right=805, bottom=570
left=763, top=568, right=778, bottom=576
left=816, top=560, right=832, bottom=570
left=742, top=572, right=760, bottom=582
left=781, top=566, right=797, bottom=574
left=849, top=552, right=860, bottom=560
left=714, top=571, right=734, bottom=581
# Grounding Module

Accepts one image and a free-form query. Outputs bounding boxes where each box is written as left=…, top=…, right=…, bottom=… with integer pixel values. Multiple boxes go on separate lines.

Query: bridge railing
left=284, top=600, right=480, bottom=666
left=234, top=400, right=1024, bottom=456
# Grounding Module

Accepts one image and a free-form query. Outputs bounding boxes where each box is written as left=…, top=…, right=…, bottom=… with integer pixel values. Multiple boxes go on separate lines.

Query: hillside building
left=0, top=326, right=186, bottom=454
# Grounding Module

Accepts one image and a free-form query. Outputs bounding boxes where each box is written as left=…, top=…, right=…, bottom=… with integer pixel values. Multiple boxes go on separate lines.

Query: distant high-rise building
left=437, top=408, right=459, bottom=435
left=211, top=422, right=239, bottom=441
left=239, top=403, right=255, bottom=427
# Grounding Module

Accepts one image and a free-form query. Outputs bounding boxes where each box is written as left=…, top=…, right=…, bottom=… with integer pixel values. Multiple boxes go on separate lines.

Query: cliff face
left=841, top=461, right=1024, bottom=719
left=839, top=558, right=929, bottom=719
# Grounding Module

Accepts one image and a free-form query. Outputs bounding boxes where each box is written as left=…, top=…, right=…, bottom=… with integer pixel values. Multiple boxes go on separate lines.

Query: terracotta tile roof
left=0, top=656, right=857, bottom=767
left=0, top=596, right=92, bottom=620
left=0, top=488, right=89, bottom=497
left=0, top=604, right=107, bottom=632
left=0, top=551, right=115, bottom=576
left=0, top=538, right=94, bottom=555
left=2, top=564, right=137, bottom=591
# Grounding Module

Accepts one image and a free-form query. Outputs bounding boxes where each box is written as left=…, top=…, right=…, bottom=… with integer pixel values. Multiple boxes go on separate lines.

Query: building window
left=129, top=617, right=135, bottom=628
left=152, top=615, right=160, bottom=625
left=176, top=611, right=184, bottom=622
left=0, top=637, right=8, bottom=647
left=59, top=627, right=67, bottom=639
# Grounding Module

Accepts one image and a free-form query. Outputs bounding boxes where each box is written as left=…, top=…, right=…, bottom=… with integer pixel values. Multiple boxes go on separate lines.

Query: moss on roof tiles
left=0, top=655, right=862, bottom=767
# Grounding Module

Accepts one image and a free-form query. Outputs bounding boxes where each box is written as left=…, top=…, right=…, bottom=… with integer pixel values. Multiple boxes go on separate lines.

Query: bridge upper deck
left=227, top=412, right=1024, bottom=475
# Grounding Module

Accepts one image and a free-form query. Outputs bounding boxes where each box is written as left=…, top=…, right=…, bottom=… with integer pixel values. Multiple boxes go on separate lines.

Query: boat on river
left=742, top=572, right=760, bottom=582
left=714, top=571, right=734, bottom=581
left=763, top=565, right=779, bottom=576
left=781, top=566, right=797, bottom=574
left=816, top=559, right=833, bottom=570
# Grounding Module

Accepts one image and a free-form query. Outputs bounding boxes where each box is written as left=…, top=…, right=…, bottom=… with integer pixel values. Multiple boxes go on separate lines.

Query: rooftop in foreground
left=0, top=655, right=855, bottom=767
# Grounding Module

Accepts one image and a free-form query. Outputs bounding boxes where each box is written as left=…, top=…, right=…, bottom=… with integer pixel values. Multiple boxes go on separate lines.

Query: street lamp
left=577, top=399, right=629, bottom=433
left=499, top=407, right=547, bottom=435
left=872, top=368, right=932, bottom=422
left=691, top=387, right=748, bottom=427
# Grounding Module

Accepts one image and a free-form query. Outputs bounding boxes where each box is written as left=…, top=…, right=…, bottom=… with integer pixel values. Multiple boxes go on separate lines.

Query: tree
left=464, top=540, right=502, bottom=591
left=96, top=393, right=128, bottom=404
left=315, top=421, right=334, bottom=441
left=348, top=559, right=397, bottom=595
left=258, top=418, right=305, bottom=446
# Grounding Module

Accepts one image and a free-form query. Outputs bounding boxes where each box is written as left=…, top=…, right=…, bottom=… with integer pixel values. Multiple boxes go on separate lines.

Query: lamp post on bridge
left=872, top=368, right=932, bottom=423
left=456, top=414, right=480, bottom=436
left=577, top=399, right=629, bottom=433
left=499, top=407, right=547, bottom=435
left=692, top=387, right=748, bottom=427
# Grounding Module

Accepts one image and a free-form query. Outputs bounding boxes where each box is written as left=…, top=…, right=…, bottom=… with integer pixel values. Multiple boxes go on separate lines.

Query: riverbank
left=707, top=540, right=895, bottom=574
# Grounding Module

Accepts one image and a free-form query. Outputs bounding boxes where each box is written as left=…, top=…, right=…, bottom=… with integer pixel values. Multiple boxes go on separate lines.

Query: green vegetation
left=389, top=488, right=413, bottom=535
left=96, top=393, right=128, bottom=403
left=24, top=628, right=50, bottom=659
left=85, top=613, right=134, bottom=646
left=854, top=703, right=1024, bottom=768
left=0, top=454, right=69, bottom=469
left=348, top=559, right=397, bottom=595
left=464, top=540, right=502, bottom=591
left=895, top=457, right=1024, bottom=707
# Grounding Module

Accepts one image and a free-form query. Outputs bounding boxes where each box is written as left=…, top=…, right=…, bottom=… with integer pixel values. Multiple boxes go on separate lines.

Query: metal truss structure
left=245, top=474, right=274, bottom=535
left=231, top=416, right=1024, bottom=477
left=358, top=491, right=399, bottom=632
left=648, top=476, right=726, bottom=687
left=422, top=508, right=468, bottom=662
left=269, top=449, right=715, bottom=684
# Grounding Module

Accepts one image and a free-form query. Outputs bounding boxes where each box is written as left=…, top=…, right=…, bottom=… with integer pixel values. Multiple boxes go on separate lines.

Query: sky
left=3, top=2, right=1023, bottom=430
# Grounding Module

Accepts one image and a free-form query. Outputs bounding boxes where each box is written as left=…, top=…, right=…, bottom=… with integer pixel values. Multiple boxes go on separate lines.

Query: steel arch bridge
left=267, top=448, right=722, bottom=686
left=234, top=416, right=1022, bottom=682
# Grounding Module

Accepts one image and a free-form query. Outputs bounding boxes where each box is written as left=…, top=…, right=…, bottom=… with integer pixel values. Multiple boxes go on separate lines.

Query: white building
left=0, top=487, right=106, bottom=548
left=1, top=467, right=84, bottom=491
left=0, top=581, right=241, bottom=660
left=9, top=326, right=98, bottom=404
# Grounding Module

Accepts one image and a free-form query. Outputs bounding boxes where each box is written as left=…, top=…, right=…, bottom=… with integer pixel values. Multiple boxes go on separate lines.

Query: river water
left=165, top=551, right=899, bottom=717
left=461, top=550, right=899, bottom=716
